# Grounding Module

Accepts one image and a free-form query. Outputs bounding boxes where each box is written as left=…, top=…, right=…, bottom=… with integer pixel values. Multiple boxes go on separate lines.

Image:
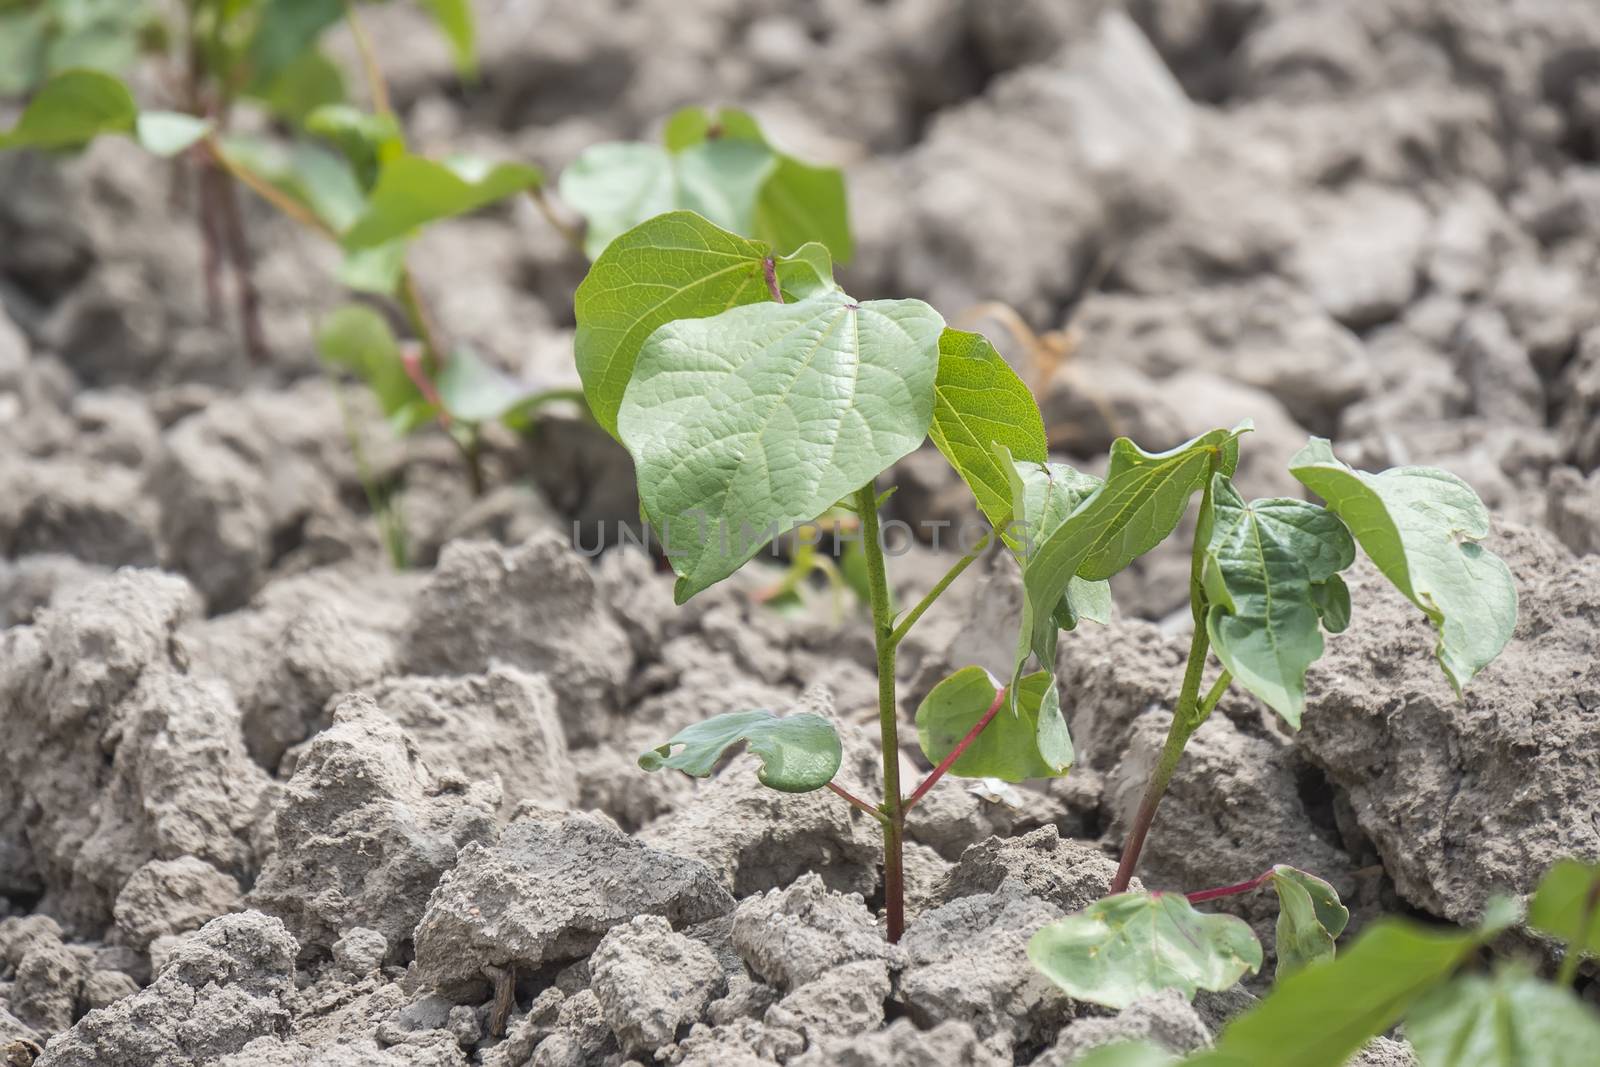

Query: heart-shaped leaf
left=1290, top=438, right=1517, bottom=692
left=619, top=290, right=942, bottom=602
left=342, top=154, right=544, bottom=249
left=1191, top=901, right=1518, bottom=1067
left=0, top=68, right=136, bottom=149
left=573, top=212, right=836, bottom=438
left=638, top=709, right=842, bottom=793
left=1406, top=968, right=1600, bottom=1067
left=927, top=329, right=1048, bottom=530
left=1528, top=860, right=1600, bottom=959
left=1014, top=423, right=1250, bottom=679
left=915, top=667, right=1072, bottom=781
left=1269, top=866, right=1349, bottom=979
left=1202, top=475, right=1356, bottom=727
left=1029, top=891, right=1263, bottom=1009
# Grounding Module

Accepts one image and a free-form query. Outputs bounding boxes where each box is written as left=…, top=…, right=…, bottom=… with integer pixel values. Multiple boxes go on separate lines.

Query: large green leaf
left=420, top=0, right=476, bottom=76
left=0, top=67, right=136, bottom=149
left=1528, top=860, right=1600, bottom=959
left=1015, top=424, right=1249, bottom=677
left=618, top=290, right=943, bottom=603
left=342, top=154, right=545, bottom=249
left=638, top=708, right=842, bottom=793
left=1202, top=476, right=1356, bottom=728
left=1190, top=901, right=1518, bottom=1067
left=573, top=212, right=835, bottom=438
left=1289, top=438, right=1516, bottom=693
left=914, top=667, right=1071, bottom=781
left=1029, top=892, right=1263, bottom=1010
left=1269, top=866, right=1349, bottom=980
left=927, top=329, right=1048, bottom=530
left=1406, top=969, right=1600, bottom=1067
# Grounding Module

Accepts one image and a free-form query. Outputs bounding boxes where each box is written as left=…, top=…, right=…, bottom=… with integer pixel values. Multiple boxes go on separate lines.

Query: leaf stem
left=763, top=256, right=783, bottom=303
left=888, top=530, right=993, bottom=647
left=1110, top=460, right=1221, bottom=894
left=342, top=0, right=393, bottom=118
left=1198, top=670, right=1233, bottom=722
left=203, top=138, right=334, bottom=238
left=856, top=480, right=906, bottom=941
left=827, top=781, right=889, bottom=825
left=904, top=685, right=1006, bottom=812
left=1186, top=868, right=1276, bottom=905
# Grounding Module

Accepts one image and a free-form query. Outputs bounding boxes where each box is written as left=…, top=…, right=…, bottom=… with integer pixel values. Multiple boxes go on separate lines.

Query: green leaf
left=558, top=139, right=777, bottom=259
left=217, top=134, right=365, bottom=234
left=338, top=241, right=408, bottom=296
left=420, top=0, right=476, bottom=76
left=342, top=154, right=544, bottom=250
left=1192, top=904, right=1518, bottom=1067
left=1029, top=891, right=1263, bottom=1010
left=134, top=111, right=210, bottom=157
left=1269, top=866, right=1349, bottom=980
left=572, top=211, right=835, bottom=439
left=1289, top=438, right=1517, bottom=693
left=1202, top=476, right=1356, bottom=728
left=1406, top=968, right=1600, bottom=1067
left=248, top=48, right=344, bottom=126
left=638, top=708, right=842, bottom=793
left=915, top=667, right=1072, bottom=782
left=1002, top=450, right=1113, bottom=632
left=315, top=303, right=414, bottom=415
left=1528, top=860, right=1600, bottom=959
left=249, top=0, right=343, bottom=87
left=0, top=12, right=46, bottom=96
left=618, top=290, right=943, bottom=603
left=1310, top=574, right=1351, bottom=633
left=436, top=347, right=541, bottom=424
left=927, top=329, right=1048, bottom=530
left=0, top=68, right=136, bottom=150
left=1015, top=423, right=1250, bottom=678
left=306, top=104, right=404, bottom=188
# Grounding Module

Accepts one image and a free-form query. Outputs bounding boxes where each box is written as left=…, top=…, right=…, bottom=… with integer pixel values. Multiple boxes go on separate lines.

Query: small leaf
left=1290, top=438, right=1517, bottom=693
left=574, top=212, right=836, bottom=439
left=436, top=348, right=542, bottom=424
left=134, top=111, right=210, bottom=157
left=421, top=0, right=476, bottom=76
left=927, top=329, right=1048, bottom=530
left=1001, top=449, right=1113, bottom=632
left=248, top=48, right=344, bottom=126
left=0, top=68, right=137, bottom=150
left=1310, top=574, right=1351, bottom=633
left=1268, top=866, right=1349, bottom=979
left=1528, top=859, right=1600, bottom=959
left=338, top=241, right=408, bottom=297
left=1014, top=423, right=1250, bottom=679
left=249, top=0, right=343, bottom=87
left=619, top=291, right=943, bottom=602
left=638, top=709, right=842, bottom=793
left=1029, top=891, right=1263, bottom=1010
left=217, top=134, right=365, bottom=234
left=342, top=154, right=544, bottom=250
left=1406, top=968, right=1600, bottom=1067
left=915, top=667, right=1071, bottom=782
left=1192, top=906, right=1516, bottom=1067
left=756, top=152, right=853, bottom=262
left=306, top=103, right=403, bottom=189
left=315, top=304, right=420, bottom=423
left=1202, top=476, right=1356, bottom=727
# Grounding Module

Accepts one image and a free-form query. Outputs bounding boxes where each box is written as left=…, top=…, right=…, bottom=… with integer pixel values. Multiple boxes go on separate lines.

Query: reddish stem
left=904, top=686, right=1007, bottom=812
left=763, top=256, right=783, bottom=303
left=401, top=345, right=450, bottom=427
left=827, top=781, right=885, bottom=823
left=1185, top=869, right=1276, bottom=905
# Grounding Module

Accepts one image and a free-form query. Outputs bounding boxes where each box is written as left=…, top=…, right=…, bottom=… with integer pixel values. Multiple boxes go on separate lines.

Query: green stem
left=888, top=529, right=993, bottom=647
left=1108, top=460, right=1225, bottom=894
left=856, top=481, right=906, bottom=942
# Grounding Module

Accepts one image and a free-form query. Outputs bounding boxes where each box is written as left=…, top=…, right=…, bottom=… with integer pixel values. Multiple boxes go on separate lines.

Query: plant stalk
left=1186, top=869, right=1276, bottom=905
left=855, top=481, right=906, bottom=941
left=888, top=529, right=993, bottom=647
left=1109, top=462, right=1224, bottom=894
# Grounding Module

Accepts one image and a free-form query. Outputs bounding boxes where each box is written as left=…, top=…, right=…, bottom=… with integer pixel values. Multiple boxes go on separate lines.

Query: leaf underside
left=1029, top=891, right=1263, bottom=1010
left=638, top=709, right=842, bottom=793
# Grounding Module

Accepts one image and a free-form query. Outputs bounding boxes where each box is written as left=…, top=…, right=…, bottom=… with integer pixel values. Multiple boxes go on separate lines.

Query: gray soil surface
left=3, top=1, right=1599, bottom=1064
